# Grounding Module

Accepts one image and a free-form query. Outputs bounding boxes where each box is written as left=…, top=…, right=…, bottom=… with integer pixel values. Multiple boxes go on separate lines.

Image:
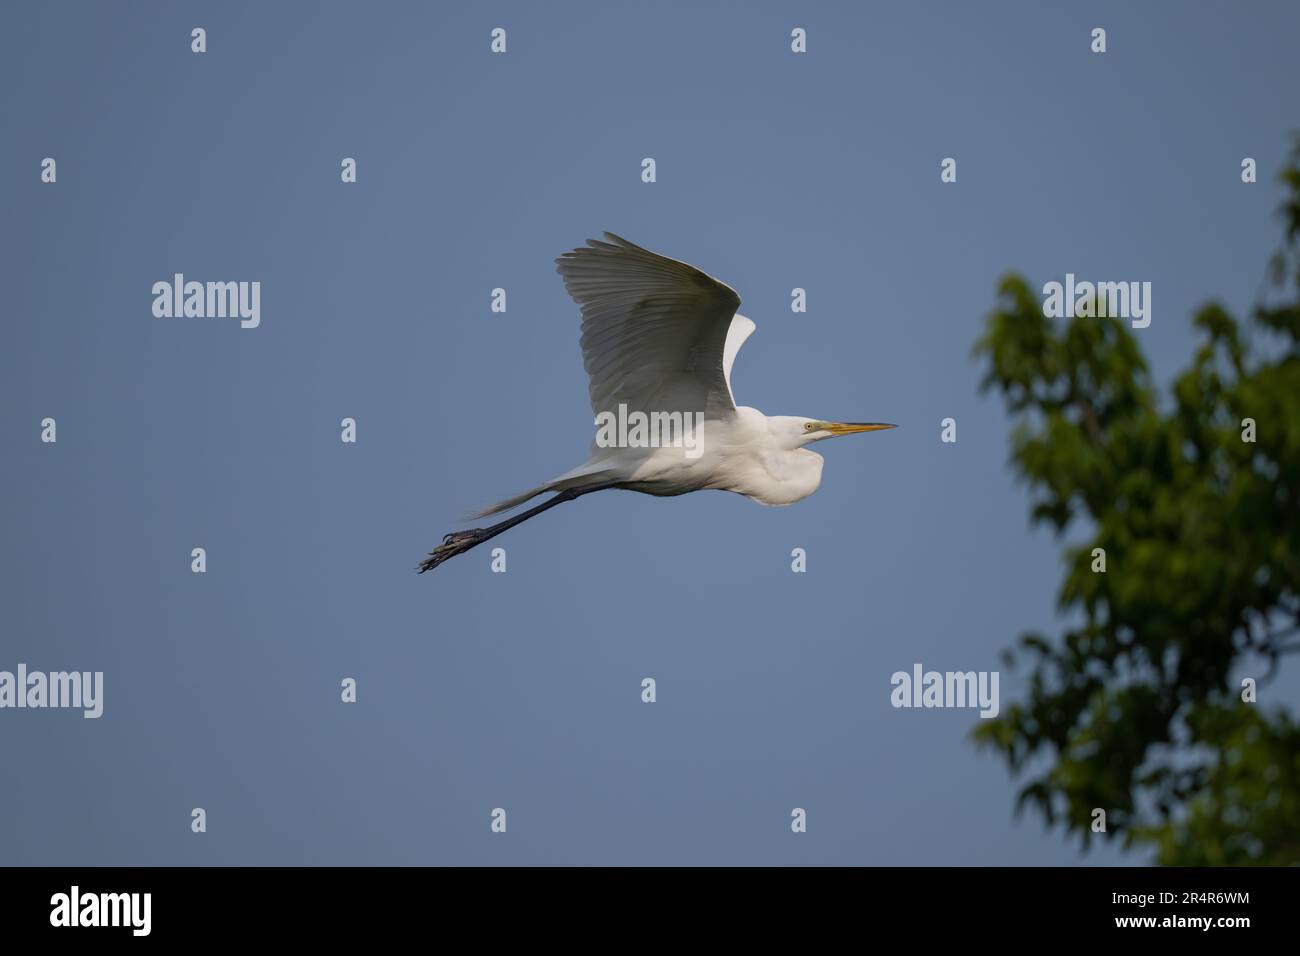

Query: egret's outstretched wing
left=556, top=233, right=750, bottom=420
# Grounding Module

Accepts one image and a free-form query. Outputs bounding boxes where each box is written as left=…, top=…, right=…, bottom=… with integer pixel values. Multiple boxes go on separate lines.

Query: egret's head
left=791, top=418, right=897, bottom=447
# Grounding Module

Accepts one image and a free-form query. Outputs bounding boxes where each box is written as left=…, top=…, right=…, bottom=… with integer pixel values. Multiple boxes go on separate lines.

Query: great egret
left=419, top=233, right=895, bottom=572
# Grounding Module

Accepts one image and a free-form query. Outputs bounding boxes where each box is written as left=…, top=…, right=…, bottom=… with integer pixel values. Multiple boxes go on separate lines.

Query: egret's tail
left=473, top=485, right=549, bottom=519
left=472, top=461, right=621, bottom=519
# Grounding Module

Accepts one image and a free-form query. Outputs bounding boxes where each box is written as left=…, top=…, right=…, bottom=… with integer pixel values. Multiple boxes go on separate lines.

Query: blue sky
left=2, top=0, right=1297, bottom=865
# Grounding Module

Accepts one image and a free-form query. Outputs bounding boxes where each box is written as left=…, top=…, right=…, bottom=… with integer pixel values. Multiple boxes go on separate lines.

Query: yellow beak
left=825, top=422, right=897, bottom=436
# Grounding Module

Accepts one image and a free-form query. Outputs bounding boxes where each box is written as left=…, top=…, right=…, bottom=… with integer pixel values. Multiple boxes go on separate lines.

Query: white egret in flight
left=419, top=233, right=895, bottom=572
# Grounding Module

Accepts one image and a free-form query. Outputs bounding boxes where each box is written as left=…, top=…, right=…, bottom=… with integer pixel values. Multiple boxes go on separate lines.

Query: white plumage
left=420, top=233, right=894, bottom=572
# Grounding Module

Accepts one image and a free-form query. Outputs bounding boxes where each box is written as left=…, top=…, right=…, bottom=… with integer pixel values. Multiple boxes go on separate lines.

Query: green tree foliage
left=974, top=144, right=1300, bottom=865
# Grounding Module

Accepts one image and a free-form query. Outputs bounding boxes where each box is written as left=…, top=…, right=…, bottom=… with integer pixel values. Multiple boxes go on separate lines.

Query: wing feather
left=556, top=232, right=750, bottom=420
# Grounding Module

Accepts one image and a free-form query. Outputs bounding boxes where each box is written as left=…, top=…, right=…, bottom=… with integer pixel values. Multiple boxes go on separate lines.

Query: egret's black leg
left=418, top=482, right=619, bottom=573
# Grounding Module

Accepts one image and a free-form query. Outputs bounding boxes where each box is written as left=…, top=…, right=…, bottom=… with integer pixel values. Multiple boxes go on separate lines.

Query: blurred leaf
left=973, top=137, right=1300, bottom=866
